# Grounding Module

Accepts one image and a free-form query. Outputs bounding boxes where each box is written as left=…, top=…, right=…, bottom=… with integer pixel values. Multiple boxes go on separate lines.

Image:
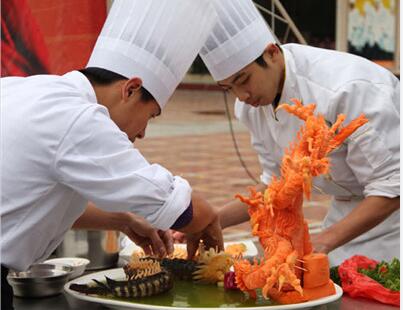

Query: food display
left=231, top=99, right=367, bottom=304
left=69, top=255, right=173, bottom=298
left=68, top=99, right=366, bottom=307
left=69, top=246, right=233, bottom=296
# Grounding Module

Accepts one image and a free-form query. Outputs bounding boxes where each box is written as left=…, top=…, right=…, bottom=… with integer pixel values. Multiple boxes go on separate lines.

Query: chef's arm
left=174, top=193, right=216, bottom=234
left=72, top=202, right=173, bottom=258
left=311, top=196, right=400, bottom=253
left=218, top=183, right=267, bottom=229
left=73, top=202, right=126, bottom=230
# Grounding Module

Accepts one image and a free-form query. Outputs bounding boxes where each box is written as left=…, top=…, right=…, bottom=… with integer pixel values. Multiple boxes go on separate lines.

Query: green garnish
left=329, top=266, right=341, bottom=286
left=358, top=258, right=400, bottom=291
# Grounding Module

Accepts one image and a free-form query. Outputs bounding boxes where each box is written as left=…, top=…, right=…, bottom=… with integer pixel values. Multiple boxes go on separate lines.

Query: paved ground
left=134, top=89, right=331, bottom=240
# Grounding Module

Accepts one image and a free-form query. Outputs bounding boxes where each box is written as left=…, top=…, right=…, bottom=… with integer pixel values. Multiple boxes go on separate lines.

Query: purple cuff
left=170, top=201, right=193, bottom=230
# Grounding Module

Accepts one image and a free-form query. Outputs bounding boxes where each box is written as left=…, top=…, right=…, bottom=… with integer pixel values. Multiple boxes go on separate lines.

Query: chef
left=1, top=0, right=221, bottom=308
left=199, top=0, right=399, bottom=266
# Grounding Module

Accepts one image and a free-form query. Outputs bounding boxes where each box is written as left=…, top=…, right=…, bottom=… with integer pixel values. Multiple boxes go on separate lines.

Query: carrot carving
left=234, top=99, right=367, bottom=303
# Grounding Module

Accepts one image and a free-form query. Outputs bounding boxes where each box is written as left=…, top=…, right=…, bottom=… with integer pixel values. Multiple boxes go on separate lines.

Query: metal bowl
left=7, top=263, right=73, bottom=298
left=56, top=230, right=119, bottom=270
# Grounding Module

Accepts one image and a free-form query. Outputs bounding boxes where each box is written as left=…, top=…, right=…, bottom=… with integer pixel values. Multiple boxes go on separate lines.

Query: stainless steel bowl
left=7, top=263, right=73, bottom=298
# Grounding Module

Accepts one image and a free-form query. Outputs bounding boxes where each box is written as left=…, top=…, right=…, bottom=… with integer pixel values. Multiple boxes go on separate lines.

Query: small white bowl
left=44, top=257, right=90, bottom=279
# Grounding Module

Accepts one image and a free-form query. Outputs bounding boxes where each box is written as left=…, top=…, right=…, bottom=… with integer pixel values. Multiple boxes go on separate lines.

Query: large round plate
left=65, top=268, right=343, bottom=310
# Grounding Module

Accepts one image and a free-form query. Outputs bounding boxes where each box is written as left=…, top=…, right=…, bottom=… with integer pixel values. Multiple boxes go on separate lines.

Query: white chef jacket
left=235, top=44, right=400, bottom=266
left=1, top=71, right=191, bottom=271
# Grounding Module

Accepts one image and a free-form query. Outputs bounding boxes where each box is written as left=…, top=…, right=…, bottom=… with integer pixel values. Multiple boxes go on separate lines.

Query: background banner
left=1, top=0, right=107, bottom=76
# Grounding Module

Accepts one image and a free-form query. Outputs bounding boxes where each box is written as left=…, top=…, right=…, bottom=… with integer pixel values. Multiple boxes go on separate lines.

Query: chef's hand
left=185, top=217, right=223, bottom=259
left=176, top=192, right=224, bottom=259
left=310, top=232, right=332, bottom=254
left=172, top=230, right=186, bottom=243
left=73, top=203, right=174, bottom=258
left=121, top=212, right=174, bottom=258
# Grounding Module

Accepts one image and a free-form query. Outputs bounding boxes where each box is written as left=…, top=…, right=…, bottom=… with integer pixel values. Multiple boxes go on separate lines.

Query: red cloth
left=338, top=255, right=400, bottom=307
left=30, top=0, right=107, bottom=75
left=1, top=0, right=50, bottom=76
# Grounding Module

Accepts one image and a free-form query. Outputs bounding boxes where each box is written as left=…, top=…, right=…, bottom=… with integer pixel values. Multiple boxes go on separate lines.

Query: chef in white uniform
left=199, top=0, right=399, bottom=266
left=1, top=1, right=221, bottom=308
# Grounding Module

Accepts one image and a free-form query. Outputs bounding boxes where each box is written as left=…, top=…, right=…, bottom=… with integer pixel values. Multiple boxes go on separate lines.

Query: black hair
left=254, top=43, right=283, bottom=68
left=79, top=67, right=155, bottom=102
left=254, top=54, right=268, bottom=68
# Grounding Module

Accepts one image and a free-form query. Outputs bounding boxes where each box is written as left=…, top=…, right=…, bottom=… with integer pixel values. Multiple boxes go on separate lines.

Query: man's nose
left=233, top=88, right=250, bottom=102
left=136, top=128, right=146, bottom=139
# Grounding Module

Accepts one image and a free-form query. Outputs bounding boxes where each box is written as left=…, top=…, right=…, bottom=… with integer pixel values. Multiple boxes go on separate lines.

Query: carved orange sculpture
left=234, top=98, right=368, bottom=303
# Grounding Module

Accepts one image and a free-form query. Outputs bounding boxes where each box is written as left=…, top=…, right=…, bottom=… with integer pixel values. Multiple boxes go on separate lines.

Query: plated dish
left=65, top=268, right=342, bottom=310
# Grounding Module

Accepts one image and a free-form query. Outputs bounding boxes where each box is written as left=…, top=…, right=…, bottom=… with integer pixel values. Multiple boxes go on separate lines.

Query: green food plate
left=65, top=268, right=342, bottom=309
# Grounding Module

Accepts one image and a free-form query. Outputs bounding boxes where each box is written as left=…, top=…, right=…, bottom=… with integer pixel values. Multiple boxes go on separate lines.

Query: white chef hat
left=200, top=0, right=276, bottom=81
left=87, top=0, right=216, bottom=109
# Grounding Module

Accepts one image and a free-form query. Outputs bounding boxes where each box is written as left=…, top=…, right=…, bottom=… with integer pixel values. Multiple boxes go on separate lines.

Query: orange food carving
left=234, top=99, right=367, bottom=302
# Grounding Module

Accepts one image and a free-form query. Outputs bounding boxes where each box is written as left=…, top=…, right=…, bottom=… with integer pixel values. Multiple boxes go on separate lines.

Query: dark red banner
left=1, top=0, right=107, bottom=77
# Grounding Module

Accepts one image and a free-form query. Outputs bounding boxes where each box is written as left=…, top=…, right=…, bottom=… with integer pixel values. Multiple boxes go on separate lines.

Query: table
left=12, top=241, right=399, bottom=310
left=13, top=291, right=399, bottom=310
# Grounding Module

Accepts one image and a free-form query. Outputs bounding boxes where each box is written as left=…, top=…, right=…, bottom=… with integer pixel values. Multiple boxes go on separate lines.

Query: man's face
left=121, top=94, right=160, bottom=143
left=110, top=79, right=161, bottom=142
left=217, top=43, right=285, bottom=107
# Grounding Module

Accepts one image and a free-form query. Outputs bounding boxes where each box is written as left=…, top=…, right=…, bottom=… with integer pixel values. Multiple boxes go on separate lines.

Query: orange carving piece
left=234, top=99, right=367, bottom=303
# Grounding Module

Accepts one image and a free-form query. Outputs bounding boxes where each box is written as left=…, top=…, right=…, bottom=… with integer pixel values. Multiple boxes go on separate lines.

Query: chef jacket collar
left=277, top=47, right=297, bottom=108
left=63, top=71, right=98, bottom=104
left=266, top=47, right=297, bottom=122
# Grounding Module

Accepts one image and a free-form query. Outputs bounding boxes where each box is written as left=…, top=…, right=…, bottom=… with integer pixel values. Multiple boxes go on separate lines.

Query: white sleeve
left=328, top=80, right=400, bottom=198
left=53, top=105, right=191, bottom=230
left=235, top=101, right=280, bottom=185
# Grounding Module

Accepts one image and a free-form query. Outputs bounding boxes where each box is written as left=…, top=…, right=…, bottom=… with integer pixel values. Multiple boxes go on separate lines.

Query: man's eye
left=241, top=76, right=249, bottom=85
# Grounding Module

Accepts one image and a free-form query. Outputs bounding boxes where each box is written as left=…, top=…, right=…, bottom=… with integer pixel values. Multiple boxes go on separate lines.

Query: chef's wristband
left=170, top=201, right=193, bottom=230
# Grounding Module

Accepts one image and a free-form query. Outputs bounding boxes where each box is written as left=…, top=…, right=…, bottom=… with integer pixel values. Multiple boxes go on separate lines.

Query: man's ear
left=122, top=77, right=143, bottom=101
left=263, top=43, right=279, bottom=63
